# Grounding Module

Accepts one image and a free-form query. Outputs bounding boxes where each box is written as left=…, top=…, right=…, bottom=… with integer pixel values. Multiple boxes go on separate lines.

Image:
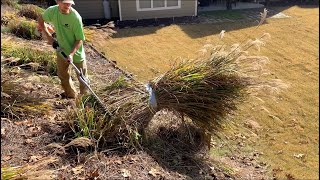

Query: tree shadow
left=141, top=111, right=232, bottom=179
left=85, top=3, right=318, bottom=40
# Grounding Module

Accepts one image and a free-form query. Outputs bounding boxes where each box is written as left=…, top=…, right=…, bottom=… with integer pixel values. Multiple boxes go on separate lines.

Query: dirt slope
left=1, top=32, right=272, bottom=179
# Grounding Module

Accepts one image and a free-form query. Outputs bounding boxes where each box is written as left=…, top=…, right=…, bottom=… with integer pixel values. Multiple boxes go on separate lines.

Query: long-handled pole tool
left=52, top=41, right=110, bottom=114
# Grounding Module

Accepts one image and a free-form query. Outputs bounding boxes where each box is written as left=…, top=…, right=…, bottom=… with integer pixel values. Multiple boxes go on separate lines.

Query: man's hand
left=47, top=36, right=54, bottom=46
left=37, top=17, right=55, bottom=45
left=67, top=54, right=74, bottom=63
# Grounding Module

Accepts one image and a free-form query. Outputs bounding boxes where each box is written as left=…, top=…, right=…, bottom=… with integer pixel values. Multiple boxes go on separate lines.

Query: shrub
left=19, top=0, right=56, bottom=7
left=7, top=17, right=41, bottom=40
left=1, top=12, right=17, bottom=26
left=18, top=4, right=44, bottom=20
left=1, top=40, right=57, bottom=75
left=1, top=0, right=19, bottom=8
left=68, top=95, right=111, bottom=147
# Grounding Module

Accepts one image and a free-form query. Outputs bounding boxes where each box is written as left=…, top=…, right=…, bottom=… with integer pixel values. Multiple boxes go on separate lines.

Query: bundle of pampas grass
left=70, top=34, right=286, bottom=148
left=69, top=9, right=287, bottom=148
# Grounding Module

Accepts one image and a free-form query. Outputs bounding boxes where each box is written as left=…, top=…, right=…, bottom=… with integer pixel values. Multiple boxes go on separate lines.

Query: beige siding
left=73, top=0, right=105, bottom=19
left=120, top=0, right=196, bottom=20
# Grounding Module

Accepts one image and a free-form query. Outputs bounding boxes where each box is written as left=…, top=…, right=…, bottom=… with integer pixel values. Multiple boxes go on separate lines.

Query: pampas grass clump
left=1, top=40, right=57, bottom=74
left=18, top=4, right=44, bottom=20
left=70, top=32, right=286, bottom=148
left=7, top=16, right=41, bottom=40
left=69, top=9, right=286, bottom=148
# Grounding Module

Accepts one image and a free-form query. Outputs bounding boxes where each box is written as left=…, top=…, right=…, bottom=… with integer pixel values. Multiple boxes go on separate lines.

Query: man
left=38, top=0, right=87, bottom=99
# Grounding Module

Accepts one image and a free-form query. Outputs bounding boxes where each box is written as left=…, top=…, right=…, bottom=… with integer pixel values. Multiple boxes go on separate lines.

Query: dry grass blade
left=219, top=30, right=226, bottom=39
left=101, top=21, right=115, bottom=28
left=1, top=157, right=58, bottom=180
left=257, top=8, right=268, bottom=28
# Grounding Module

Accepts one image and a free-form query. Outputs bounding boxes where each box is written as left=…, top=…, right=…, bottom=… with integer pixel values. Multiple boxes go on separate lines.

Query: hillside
left=2, top=1, right=318, bottom=180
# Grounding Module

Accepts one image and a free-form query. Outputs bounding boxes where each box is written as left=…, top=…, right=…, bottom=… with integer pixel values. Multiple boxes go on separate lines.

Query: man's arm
left=68, top=40, right=83, bottom=61
left=37, top=16, right=54, bottom=45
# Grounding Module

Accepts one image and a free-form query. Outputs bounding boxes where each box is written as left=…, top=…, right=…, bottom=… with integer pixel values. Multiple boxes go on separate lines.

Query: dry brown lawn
left=91, top=5, right=319, bottom=180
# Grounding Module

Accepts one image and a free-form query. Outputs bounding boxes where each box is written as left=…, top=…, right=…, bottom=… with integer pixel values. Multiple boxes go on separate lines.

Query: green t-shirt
left=42, top=5, right=85, bottom=63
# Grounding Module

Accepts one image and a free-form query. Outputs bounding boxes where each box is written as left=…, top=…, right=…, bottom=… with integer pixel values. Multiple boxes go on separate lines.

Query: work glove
left=67, top=54, right=73, bottom=63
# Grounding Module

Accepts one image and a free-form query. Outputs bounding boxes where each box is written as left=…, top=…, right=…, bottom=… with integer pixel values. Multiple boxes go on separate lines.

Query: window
left=139, top=0, right=152, bottom=8
left=153, top=0, right=165, bottom=8
left=137, top=0, right=181, bottom=11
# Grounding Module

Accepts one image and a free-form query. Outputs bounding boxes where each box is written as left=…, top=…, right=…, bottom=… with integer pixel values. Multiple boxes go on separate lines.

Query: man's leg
left=56, top=54, right=77, bottom=98
left=74, top=60, right=88, bottom=95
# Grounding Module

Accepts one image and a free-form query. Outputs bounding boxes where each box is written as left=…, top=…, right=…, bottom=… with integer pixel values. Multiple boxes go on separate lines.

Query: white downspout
left=118, top=0, right=122, bottom=21
left=195, top=0, right=198, bottom=16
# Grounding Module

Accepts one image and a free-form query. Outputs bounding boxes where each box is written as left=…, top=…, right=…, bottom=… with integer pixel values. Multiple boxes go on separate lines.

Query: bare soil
left=1, top=32, right=270, bottom=179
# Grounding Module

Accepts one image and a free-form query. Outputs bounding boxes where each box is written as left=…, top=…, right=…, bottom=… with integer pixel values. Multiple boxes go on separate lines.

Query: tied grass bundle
left=150, top=60, right=250, bottom=132
left=149, top=33, right=278, bottom=132
left=78, top=33, right=285, bottom=148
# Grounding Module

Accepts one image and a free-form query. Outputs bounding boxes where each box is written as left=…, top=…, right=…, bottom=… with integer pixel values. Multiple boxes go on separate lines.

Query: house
left=73, top=0, right=198, bottom=21
left=73, top=0, right=267, bottom=21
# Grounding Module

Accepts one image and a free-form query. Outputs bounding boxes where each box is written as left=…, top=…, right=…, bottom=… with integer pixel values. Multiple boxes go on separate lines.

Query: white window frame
left=136, top=0, right=181, bottom=11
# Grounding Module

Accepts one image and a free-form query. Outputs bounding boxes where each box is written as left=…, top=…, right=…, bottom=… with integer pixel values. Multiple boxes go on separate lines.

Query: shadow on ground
left=141, top=111, right=232, bottom=179
left=85, top=4, right=318, bottom=39
left=143, top=124, right=224, bottom=179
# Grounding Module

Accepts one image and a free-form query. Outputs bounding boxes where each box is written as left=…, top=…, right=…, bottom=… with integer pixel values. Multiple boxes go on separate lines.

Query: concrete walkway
left=198, top=2, right=265, bottom=11
left=195, top=8, right=274, bottom=24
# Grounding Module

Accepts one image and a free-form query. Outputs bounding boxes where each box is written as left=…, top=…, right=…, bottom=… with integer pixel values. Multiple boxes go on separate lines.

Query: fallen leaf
left=219, top=30, right=226, bottom=39
left=115, top=160, right=122, bottom=165
left=121, top=169, right=131, bottom=178
left=3, top=155, right=12, bottom=161
left=87, top=169, right=99, bottom=179
left=27, top=126, right=41, bottom=136
left=25, top=139, right=36, bottom=146
left=1, top=128, right=6, bottom=138
left=129, top=157, right=139, bottom=163
left=1, top=92, right=11, bottom=99
left=76, top=177, right=86, bottom=180
left=148, top=168, right=161, bottom=177
left=209, top=166, right=215, bottom=172
left=286, top=173, right=295, bottom=180
left=276, top=150, right=283, bottom=154
left=29, top=155, right=42, bottom=162
left=72, top=165, right=84, bottom=175
left=293, top=153, right=305, bottom=159
left=60, top=165, right=70, bottom=170
left=14, top=119, right=33, bottom=126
